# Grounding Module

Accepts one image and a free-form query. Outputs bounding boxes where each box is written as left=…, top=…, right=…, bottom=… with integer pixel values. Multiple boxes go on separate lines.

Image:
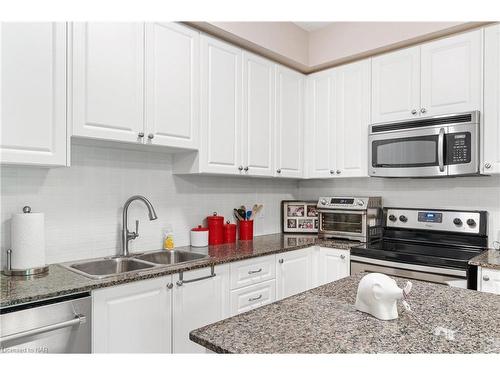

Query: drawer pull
left=248, top=268, right=262, bottom=275
left=248, top=294, right=262, bottom=302
left=483, top=275, right=490, bottom=282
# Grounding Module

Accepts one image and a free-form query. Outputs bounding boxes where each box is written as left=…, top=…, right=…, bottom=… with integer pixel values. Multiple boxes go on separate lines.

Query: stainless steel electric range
left=350, top=207, right=488, bottom=289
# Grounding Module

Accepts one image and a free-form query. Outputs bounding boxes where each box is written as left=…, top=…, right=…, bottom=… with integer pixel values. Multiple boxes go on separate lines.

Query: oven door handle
left=438, top=127, right=445, bottom=172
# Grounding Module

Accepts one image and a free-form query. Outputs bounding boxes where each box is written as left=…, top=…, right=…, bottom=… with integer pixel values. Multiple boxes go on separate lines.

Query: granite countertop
left=190, top=273, right=500, bottom=353
left=469, top=249, right=500, bottom=270
left=1, top=233, right=357, bottom=308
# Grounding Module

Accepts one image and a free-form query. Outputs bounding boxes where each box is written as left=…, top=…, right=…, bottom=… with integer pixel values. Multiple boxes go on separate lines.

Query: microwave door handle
left=438, top=128, right=445, bottom=172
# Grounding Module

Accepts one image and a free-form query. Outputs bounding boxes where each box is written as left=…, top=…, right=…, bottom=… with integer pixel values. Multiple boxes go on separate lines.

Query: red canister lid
left=207, top=212, right=224, bottom=222
left=192, top=225, right=208, bottom=232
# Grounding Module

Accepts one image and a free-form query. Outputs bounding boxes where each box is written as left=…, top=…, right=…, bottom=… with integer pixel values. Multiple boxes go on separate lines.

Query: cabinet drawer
left=229, top=279, right=276, bottom=316
left=230, top=255, right=275, bottom=289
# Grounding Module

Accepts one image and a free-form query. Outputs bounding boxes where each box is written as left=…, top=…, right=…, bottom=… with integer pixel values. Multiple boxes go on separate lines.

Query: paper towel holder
left=3, top=249, right=49, bottom=277
left=2, top=206, right=49, bottom=277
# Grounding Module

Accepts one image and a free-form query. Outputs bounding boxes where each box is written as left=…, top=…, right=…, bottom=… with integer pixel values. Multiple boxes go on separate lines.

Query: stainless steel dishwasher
left=0, top=293, right=91, bottom=353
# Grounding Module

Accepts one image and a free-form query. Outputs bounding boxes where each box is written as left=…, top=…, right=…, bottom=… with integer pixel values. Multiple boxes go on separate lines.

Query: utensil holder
left=238, top=220, right=254, bottom=241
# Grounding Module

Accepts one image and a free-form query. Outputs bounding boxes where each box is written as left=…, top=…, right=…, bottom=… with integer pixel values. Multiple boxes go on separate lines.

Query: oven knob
left=399, top=215, right=408, bottom=223
left=388, top=214, right=397, bottom=222
left=320, top=199, right=327, bottom=205
left=357, top=199, right=364, bottom=206
left=467, top=219, right=476, bottom=227
left=453, top=218, right=463, bottom=226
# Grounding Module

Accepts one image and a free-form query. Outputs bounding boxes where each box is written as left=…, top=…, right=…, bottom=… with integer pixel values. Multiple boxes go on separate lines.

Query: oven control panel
left=317, top=196, right=381, bottom=210
left=385, top=208, right=485, bottom=234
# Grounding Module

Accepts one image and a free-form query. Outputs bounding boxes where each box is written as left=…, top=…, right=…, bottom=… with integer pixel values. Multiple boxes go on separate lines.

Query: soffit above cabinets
left=293, top=22, right=334, bottom=32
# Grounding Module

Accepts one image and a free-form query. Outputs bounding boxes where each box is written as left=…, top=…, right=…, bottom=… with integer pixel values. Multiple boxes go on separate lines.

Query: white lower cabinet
left=478, top=267, right=500, bottom=295
left=313, top=247, right=350, bottom=287
left=230, top=279, right=276, bottom=316
left=92, top=276, right=172, bottom=353
left=172, top=265, right=230, bottom=353
left=276, top=247, right=313, bottom=299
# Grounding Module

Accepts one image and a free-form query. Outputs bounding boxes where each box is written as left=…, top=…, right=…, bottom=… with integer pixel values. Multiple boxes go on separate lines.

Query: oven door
left=369, top=126, right=447, bottom=177
left=350, top=256, right=468, bottom=288
left=319, top=210, right=366, bottom=241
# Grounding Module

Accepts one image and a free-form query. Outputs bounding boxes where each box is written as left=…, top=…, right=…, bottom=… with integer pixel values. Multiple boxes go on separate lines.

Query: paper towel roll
left=11, top=212, right=46, bottom=269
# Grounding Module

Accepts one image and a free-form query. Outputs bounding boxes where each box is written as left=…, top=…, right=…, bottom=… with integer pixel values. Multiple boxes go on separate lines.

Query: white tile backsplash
left=0, top=144, right=298, bottom=265
left=298, top=176, right=500, bottom=247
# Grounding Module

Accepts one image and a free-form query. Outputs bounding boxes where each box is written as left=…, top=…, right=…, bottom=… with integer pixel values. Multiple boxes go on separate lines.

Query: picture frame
left=281, top=200, right=318, bottom=234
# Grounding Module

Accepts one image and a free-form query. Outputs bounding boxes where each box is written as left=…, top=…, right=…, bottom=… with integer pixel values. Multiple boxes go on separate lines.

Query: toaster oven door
left=318, top=210, right=366, bottom=241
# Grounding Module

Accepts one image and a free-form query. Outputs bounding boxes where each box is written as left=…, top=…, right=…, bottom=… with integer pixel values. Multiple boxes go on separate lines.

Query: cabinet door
left=72, top=23, right=145, bottom=143
left=276, top=247, right=313, bottom=300
left=317, top=247, right=350, bottom=286
left=420, top=30, right=482, bottom=117
left=200, top=35, right=242, bottom=174
left=145, top=23, right=199, bottom=149
left=1, top=22, right=67, bottom=166
left=241, top=52, right=275, bottom=176
left=371, top=46, right=421, bottom=123
left=334, top=59, right=370, bottom=178
left=275, top=65, right=305, bottom=178
left=483, top=24, right=500, bottom=174
left=480, top=268, right=500, bottom=295
left=92, top=276, right=172, bottom=353
left=306, top=70, right=336, bottom=178
left=172, top=265, right=230, bottom=353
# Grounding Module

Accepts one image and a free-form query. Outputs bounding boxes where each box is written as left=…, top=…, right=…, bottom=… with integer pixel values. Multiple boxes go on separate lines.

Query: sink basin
left=67, top=258, right=156, bottom=279
left=135, top=250, right=208, bottom=265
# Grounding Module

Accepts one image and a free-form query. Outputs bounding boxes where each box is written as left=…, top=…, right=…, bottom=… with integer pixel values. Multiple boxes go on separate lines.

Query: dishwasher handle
left=0, top=314, right=87, bottom=344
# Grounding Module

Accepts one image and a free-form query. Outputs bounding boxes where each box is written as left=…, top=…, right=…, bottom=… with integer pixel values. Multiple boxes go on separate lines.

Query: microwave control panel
left=446, top=132, right=471, bottom=164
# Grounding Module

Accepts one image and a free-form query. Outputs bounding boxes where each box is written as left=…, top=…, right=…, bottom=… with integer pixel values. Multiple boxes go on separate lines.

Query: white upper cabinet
left=172, top=265, right=230, bottom=353
left=306, top=70, right=336, bottom=178
left=200, top=35, right=242, bottom=174
left=145, top=23, right=200, bottom=149
left=275, top=65, right=305, bottom=178
left=1, top=23, right=67, bottom=166
left=92, top=276, right=172, bottom=353
left=420, top=30, right=482, bottom=117
left=72, top=23, right=145, bottom=143
left=241, top=52, right=275, bottom=177
left=371, top=46, right=421, bottom=123
left=334, top=60, right=370, bottom=178
left=483, top=24, right=500, bottom=174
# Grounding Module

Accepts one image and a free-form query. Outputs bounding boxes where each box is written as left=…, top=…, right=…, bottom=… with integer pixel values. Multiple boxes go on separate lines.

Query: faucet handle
left=135, top=220, right=139, bottom=238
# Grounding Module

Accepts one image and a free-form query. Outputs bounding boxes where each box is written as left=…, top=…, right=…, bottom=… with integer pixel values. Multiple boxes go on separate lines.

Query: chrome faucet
left=121, top=195, right=158, bottom=257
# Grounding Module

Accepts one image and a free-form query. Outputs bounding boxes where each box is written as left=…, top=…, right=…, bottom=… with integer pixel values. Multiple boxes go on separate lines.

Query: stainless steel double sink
left=64, top=250, right=209, bottom=279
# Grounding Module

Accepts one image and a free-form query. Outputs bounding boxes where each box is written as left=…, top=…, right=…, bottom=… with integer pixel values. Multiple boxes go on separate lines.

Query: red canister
left=207, top=212, right=224, bottom=245
left=238, top=220, right=254, bottom=241
left=223, top=221, right=237, bottom=244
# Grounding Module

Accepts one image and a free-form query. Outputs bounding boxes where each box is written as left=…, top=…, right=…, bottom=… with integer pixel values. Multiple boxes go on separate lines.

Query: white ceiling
left=293, top=22, right=334, bottom=32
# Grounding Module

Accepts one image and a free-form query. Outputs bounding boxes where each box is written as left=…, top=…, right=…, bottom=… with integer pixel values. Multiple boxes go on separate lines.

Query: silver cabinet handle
left=166, top=282, right=173, bottom=289
left=176, top=265, right=216, bottom=286
left=0, top=314, right=86, bottom=344
left=483, top=275, right=490, bottom=282
left=138, top=132, right=144, bottom=138
left=244, top=166, right=249, bottom=172
left=278, top=259, right=284, bottom=264
left=485, top=162, right=492, bottom=169
left=248, top=294, right=262, bottom=302
left=411, top=109, right=417, bottom=115
left=248, top=268, right=262, bottom=274
left=147, top=133, right=154, bottom=140
left=340, top=254, right=346, bottom=260
left=276, top=169, right=282, bottom=174
left=238, top=165, right=244, bottom=171
left=421, top=108, right=427, bottom=114
left=329, top=170, right=335, bottom=175
left=336, top=170, right=341, bottom=174
left=438, top=127, right=445, bottom=172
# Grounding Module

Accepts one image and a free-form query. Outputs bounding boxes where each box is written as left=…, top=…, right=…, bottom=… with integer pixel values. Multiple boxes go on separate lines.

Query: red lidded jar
left=223, top=221, right=237, bottom=244
left=207, top=212, right=224, bottom=245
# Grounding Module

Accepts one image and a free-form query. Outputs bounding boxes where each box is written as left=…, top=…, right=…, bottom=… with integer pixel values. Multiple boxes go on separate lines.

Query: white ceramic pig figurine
left=355, top=273, right=412, bottom=320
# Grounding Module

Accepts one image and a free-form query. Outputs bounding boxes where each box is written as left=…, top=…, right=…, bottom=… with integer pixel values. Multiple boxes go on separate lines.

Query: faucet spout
left=121, top=195, right=158, bottom=257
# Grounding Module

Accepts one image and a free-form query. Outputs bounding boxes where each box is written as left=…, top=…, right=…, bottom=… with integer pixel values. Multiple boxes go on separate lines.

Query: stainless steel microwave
left=369, top=111, right=480, bottom=178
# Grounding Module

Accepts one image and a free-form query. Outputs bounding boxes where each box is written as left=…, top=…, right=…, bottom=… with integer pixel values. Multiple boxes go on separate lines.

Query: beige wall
left=194, top=21, right=484, bottom=72
left=308, top=22, right=467, bottom=68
